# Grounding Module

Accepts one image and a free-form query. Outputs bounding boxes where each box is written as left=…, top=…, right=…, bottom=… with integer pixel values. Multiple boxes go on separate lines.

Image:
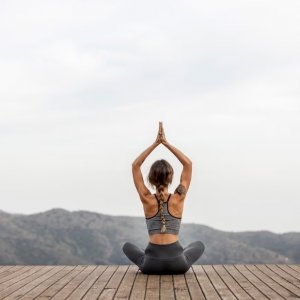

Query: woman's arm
left=132, top=124, right=162, bottom=201
left=160, top=123, right=192, bottom=197
left=132, top=142, right=159, bottom=201
left=163, top=142, right=192, bottom=166
left=164, top=141, right=192, bottom=196
left=132, top=142, right=159, bottom=168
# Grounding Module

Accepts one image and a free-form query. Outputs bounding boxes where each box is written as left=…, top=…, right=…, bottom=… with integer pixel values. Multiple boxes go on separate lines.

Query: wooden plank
left=193, top=265, right=221, bottom=300
left=223, top=265, right=268, bottom=300
left=0, top=266, right=26, bottom=281
left=160, top=274, right=175, bottom=300
left=277, top=265, right=300, bottom=281
left=4, top=266, right=64, bottom=300
left=145, top=274, right=160, bottom=300
left=213, top=265, right=252, bottom=299
left=268, top=264, right=300, bottom=286
left=289, top=265, right=300, bottom=274
left=247, top=264, right=299, bottom=299
left=184, top=268, right=205, bottom=300
left=255, top=264, right=300, bottom=297
left=19, top=266, right=75, bottom=300
left=99, top=265, right=129, bottom=300
left=235, top=264, right=284, bottom=299
left=0, top=266, right=33, bottom=284
left=130, top=271, right=148, bottom=300
left=0, top=266, right=53, bottom=300
left=64, top=265, right=107, bottom=299
left=82, top=265, right=118, bottom=300
left=51, top=265, right=97, bottom=299
left=0, top=266, right=43, bottom=292
left=173, top=274, right=191, bottom=300
left=202, top=265, right=236, bottom=300
left=115, top=265, right=138, bottom=299
left=37, top=265, right=86, bottom=300
left=1, top=264, right=300, bottom=300
left=0, top=266, right=16, bottom=276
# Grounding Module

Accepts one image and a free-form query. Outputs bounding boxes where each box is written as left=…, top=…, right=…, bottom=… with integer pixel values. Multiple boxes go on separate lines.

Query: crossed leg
left=122, top=242, right=145, bottom=268
left=122, top=240, right=205, bottom=271
left=183, top=241, right=205, bottom=265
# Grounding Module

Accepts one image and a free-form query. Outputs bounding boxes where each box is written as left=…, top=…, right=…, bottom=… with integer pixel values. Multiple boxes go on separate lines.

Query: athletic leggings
left=122, top=240, right=205, bottom=275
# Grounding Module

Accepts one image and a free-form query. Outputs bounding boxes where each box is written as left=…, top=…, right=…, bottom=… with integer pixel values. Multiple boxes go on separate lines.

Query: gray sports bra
left=145, top=193, right=182, bottom=235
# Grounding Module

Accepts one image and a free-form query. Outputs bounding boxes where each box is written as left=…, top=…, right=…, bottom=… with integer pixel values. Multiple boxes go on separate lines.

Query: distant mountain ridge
left=0, top=208, right=299, bottom=265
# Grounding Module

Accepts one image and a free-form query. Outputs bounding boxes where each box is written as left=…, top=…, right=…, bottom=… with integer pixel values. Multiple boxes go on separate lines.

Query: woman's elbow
left=132, top=162, right=140, bottom=168
left=185, top=159, right=192, bottom=167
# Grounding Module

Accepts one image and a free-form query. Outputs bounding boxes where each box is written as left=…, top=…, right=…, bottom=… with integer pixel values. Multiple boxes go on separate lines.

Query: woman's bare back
left=142, top=192, right=185, bottom=244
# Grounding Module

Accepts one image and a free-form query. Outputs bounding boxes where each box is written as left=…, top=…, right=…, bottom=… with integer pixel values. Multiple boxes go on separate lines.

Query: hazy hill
left=0, top=208, right=299, bottom=265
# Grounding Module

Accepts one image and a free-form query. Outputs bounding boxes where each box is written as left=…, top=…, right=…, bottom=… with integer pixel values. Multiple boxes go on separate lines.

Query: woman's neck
left=155, top=187, right=169, bottom=198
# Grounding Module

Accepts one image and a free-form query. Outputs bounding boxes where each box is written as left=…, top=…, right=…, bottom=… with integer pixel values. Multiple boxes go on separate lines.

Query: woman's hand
left=154, top=122, right=162, bottom=145
left=160, top=122, right=168, bottom=145
left=154, top=121, right=168, bottom=145
left=132, top=122, right=166, bottom=168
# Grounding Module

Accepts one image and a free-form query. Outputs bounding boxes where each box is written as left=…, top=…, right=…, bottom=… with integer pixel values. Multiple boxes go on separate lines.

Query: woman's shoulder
left=141, top=193, right=157, bottom=205
left=170, top=192, right=183, bottom=201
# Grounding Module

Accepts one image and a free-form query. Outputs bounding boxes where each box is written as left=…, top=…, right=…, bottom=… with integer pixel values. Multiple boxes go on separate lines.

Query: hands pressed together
left=154, top=121, right=168, bottom=145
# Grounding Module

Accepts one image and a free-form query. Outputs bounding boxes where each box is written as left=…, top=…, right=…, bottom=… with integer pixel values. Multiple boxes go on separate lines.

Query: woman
left=122, top=122, right=205, bottom=275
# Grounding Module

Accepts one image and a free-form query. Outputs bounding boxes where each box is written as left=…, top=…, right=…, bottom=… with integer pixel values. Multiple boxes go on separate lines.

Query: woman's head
left=147, top=159, right=173, bottom=233
left=147, top=159, right=173, bottom=190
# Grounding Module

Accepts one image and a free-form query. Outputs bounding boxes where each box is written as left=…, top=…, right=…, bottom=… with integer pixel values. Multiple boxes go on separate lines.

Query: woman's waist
left=148, top=233, right=179, bottom=245
left=145, top=239, right=183, bottom=258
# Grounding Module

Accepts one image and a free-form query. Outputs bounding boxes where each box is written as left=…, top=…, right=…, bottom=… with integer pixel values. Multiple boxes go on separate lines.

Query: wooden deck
left=0, top=265, right=300, bottom=299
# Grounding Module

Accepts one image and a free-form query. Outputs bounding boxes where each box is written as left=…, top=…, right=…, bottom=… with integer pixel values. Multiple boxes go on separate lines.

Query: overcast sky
left=0, top=0, right=299, bottom=233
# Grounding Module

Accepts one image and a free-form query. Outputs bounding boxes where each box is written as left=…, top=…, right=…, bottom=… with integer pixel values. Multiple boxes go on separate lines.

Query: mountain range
left=0, top=208, right=299, bottom=265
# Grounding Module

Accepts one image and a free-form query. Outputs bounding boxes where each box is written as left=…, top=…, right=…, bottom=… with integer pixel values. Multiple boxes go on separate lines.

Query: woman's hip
left=140, top=253, right=190, bottom=275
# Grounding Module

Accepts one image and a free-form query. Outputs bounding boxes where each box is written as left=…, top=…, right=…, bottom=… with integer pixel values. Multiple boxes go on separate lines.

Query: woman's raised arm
left=160, top=123, right=192, bottom=197
left=132, top=123, right=162, bottom=201
left=132, top=142, right=159, bottom=168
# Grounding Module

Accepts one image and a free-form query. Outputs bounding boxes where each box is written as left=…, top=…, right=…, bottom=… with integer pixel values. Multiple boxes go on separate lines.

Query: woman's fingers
left=155, top=121, right=167, bottom=144
left=158, top=122, right=167, bottom=144
left=159, top=121, right=163, bottom=135
left=154, top=122, right=162, bottom=144
left=161, top=122, right=165, bottom=136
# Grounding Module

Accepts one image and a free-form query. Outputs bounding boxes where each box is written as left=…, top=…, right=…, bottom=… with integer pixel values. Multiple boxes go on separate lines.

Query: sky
left=0, top=0, right=299, bottom=233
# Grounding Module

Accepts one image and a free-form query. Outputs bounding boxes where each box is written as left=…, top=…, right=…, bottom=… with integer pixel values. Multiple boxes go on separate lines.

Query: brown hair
left=147, top=159, right=174, bottom=232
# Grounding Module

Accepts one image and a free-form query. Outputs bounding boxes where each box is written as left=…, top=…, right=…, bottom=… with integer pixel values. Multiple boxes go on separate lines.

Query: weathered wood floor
left=0, top=265, right=300, bottom=299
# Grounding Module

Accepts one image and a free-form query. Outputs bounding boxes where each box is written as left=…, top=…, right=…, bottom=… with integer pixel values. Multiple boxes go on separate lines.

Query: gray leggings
left=122, top=240, right=205, bottom=275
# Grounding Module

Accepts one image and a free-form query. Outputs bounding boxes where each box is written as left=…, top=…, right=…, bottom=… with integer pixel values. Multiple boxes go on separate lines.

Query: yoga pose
left=122, top=122, right=205, bottom=274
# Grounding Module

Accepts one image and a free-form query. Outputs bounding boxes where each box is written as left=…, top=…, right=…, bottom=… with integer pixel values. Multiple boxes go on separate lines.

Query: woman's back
left=142, top=192, right=185, bottom=244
